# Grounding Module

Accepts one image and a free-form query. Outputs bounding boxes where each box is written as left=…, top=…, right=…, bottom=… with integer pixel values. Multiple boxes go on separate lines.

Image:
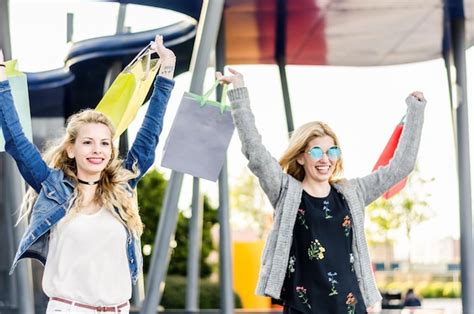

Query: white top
left=42, top=208, right=132, bottom=305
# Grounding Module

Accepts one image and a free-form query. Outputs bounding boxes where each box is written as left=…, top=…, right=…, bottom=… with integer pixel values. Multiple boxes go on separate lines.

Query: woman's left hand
left=410, top=91, right=425, bottom=102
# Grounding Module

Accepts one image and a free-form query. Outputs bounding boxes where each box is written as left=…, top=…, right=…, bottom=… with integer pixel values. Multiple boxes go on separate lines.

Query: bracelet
left=0, top=64, right=5, bottom=67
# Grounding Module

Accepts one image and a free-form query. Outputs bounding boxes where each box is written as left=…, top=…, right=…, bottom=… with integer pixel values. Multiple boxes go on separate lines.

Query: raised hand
left=216, top=67, right=245, bottom=89
left=151, top=35, right=175, bottom=61
left=151, top=35, right=176, bottom=79
left=410, top=91, right=425, bottom=102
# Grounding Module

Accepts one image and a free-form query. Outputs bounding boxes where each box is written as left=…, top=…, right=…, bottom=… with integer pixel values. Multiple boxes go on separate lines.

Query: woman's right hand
left=0, top=49, right=7, bottom=82
left=216, top=67, right=245, bottom=89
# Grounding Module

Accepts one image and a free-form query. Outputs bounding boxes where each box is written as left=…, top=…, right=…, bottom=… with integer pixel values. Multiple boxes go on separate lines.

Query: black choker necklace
left=77, top=178, right=100, bottom=185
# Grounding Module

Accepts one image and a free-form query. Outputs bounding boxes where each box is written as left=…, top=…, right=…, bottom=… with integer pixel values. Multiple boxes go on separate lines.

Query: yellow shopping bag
left=95, top=43, right=161, bottom=139
left=0, top=60, right=33, bottom=152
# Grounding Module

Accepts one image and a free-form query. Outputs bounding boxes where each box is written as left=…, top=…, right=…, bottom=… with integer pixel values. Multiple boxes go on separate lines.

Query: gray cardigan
left=227, top=87, right=426, bottom=307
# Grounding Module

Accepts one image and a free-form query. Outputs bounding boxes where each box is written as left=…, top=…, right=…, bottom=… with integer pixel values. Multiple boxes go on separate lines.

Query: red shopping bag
left=372, top=117, right=407, bottom=199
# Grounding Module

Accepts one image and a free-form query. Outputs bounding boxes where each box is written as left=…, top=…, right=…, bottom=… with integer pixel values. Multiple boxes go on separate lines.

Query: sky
left=7, top=0, right=474, bottom=262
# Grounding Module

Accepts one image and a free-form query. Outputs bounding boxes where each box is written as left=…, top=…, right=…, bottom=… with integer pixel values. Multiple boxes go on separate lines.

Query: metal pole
left=0, top=167, right=18, bottom=306
left=66, top=13, right=74, bottom=43
left=185, top=177, right=203, bottom=311
left=0, top=0, right=12, bottom=57
left=451, top=16, right=474, bottom=313
left=4, top=157, right=35, bottom=314
left=217, top=158, right=234, bottom=313
left=0, top=2, right=35, bottom=312
left=216, top=14, right=234, bottom=313
left=140, top=0, right=225, bottom=312
left=116, top=4, right=127, bottom=34
left=275, top=0, right=294, bottom=135
left=442, top=7, right=458, bottom=143
left=140, top=171, right=183, bottom=314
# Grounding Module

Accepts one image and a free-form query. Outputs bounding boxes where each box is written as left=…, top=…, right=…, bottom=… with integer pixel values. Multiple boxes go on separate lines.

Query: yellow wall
left=233, top=241, right=271, bottom=309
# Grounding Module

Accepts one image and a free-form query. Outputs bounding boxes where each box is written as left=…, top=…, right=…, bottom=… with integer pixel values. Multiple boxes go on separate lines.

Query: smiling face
left=297, top=135, right=339, bottom=184
left=67, top=122, right=112, bottom=180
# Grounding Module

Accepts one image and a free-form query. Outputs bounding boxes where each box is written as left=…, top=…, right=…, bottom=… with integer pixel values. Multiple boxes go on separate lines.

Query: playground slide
left=27, top=19, right=196, bottom=118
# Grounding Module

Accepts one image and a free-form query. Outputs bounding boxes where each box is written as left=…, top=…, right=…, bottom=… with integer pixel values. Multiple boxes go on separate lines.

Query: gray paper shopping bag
left=161, top=81, right=234, bottom=181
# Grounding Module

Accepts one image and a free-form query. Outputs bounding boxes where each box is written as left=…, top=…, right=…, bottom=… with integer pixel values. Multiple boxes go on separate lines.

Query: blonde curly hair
left=18, top=109, right=143, bottom=236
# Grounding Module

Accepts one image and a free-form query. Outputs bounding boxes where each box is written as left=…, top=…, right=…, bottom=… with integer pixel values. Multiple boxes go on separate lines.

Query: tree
left=366, top=197, right=401, bottom=264
left=167, top=196, right=218, bottom=277
left=137, top=169, right=218, bottom=278
left=367, top=166, right=433, bottom=269
left=391, top=168, right=434, bottom=268
left=230, top=168, right=269, bottom=238
left=137, top=169, right=168, bottom=273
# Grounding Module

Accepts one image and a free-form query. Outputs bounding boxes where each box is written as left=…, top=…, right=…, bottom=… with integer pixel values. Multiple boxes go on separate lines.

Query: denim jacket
left=0, top=76, right=174, bottom=284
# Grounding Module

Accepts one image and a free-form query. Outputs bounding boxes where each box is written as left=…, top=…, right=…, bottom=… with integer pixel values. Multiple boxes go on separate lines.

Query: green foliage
left=424, top=282, right=445, bottom=298
left=367, top=197, right=401, bottom=245
left=137, top=169, right=168, bottom=273
left=161, top=275, right=243, bottom=309
left=168, top=196, right=218, bottom=277
left=137, top=169, right=218, bottom=278
left=381, top=281, right=461, bottom=299
left=442, top=282, right=461, bottom=298
left=366, top=166, right=434, bottom=267
left=230, top=168, right=268, bottom=238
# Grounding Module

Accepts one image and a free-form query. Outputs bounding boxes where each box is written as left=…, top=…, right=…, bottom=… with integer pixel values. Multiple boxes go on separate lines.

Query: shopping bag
left=161, top=81, right=234, bottom=181
left=95, top=43, right=161, bottom=139
left=0, top=60, right=33, bottom=152
left=372, top=116, right=408, bottom=199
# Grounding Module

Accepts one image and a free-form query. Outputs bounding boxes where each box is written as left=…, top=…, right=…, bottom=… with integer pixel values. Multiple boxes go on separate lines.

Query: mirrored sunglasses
left=307, top=146, right=341, bottom=160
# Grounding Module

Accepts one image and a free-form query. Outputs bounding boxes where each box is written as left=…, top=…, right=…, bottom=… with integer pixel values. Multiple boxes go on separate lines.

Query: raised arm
left=125, top=35, right=175, bottom=188
left=0, top=50, right=50, bottom=193
left=217, top=68, right=284, bottom=207
left=353, top=91, right=427, bottom=205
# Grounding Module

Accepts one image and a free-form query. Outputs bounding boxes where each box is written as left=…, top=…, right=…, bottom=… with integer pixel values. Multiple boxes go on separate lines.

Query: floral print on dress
left=327, top=272, right=339, bottom=296
left=346, top=292, right=358, bottom=314
left=296, top=286, right=311, bottom=309
left=288, top=255, right=296, bottom=278
left=322, top=200, right=333, bottom=219
left=297, top=208, right=309, bottom=230
left=342, top=215, right=352, bottom=237
left=349, top=253, right=355, bottom=272
left=308, top=239, right=326, bottom=260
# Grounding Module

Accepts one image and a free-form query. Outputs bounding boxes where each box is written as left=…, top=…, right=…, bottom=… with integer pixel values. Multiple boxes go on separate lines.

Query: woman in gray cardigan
left=217, top=68, right=426, bottom=313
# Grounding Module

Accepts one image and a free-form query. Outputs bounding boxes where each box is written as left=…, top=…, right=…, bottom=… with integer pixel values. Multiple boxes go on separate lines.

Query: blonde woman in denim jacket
left=217, top=68, right=426, bottom=313
left=0, top=35, right=175, bottom=313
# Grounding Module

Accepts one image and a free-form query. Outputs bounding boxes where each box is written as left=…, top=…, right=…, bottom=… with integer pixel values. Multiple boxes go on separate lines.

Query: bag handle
left=199, top=80, right=229, bottom=114
left=124, top=42, right=161, bottom=81
left=124, top=43, right=151, bottom=71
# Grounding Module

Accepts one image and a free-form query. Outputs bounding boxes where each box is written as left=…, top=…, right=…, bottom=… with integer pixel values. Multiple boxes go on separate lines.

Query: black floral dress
left=279, top=187, right=367, bottom=314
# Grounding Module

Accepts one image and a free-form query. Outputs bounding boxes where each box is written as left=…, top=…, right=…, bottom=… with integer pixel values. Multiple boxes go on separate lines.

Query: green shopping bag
left=161, top=81, right=234, bottom=181
left=0, top=60, right=33, bottom=152
left=95, top=43, right=161, bottom=139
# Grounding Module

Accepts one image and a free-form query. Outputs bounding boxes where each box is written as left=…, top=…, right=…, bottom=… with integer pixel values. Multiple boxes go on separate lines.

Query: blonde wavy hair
left=279, top=121, right=344, bottom=183
left=18, top=109, right=143, bottom=236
